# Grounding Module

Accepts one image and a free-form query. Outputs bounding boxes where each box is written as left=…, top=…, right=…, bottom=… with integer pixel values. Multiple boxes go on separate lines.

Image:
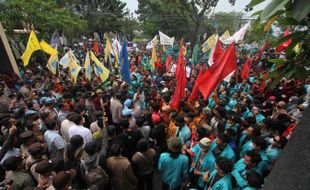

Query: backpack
left=81, top=160, right=109, bottom=188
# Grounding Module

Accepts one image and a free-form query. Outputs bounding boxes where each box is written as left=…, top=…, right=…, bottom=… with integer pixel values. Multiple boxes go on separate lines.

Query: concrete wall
left=263, top=107, right=310, bottom=189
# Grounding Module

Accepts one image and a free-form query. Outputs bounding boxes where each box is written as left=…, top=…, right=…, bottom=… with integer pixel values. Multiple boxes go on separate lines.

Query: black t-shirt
left=118, top=129, right=143, bottom=160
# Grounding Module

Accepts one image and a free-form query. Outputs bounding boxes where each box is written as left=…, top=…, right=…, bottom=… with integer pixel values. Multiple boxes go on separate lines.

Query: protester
left=0, top=30, right=307, bottom=190
left=158, top=137, right=189, bottom=190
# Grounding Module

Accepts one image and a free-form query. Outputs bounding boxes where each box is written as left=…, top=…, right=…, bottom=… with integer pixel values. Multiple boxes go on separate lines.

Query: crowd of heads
left=0, top=40, right=309, bottom=190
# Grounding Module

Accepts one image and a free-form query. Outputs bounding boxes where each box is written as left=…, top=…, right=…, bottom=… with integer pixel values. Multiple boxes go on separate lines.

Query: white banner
left=221, top=23, right=250, bottom=44
left=159, top=31, right=174, bottom=46
left=146, top=36, right=158, bottom=49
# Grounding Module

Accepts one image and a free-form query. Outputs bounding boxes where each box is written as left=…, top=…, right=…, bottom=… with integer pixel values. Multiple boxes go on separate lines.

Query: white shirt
left=186, top=66, right=191, bottom=78
left=69, top=125, right=92, bottom=144
left=60, top=119, right=75, bottom=143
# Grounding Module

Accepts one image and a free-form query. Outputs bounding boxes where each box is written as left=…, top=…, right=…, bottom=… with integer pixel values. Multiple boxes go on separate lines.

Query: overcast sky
left=122, top=0, right=272, bottom=17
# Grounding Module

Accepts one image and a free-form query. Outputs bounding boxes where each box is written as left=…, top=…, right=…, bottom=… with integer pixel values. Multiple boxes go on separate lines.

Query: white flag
left=221, top=23, right=250, bottom=44
left=59, top=52, right=70, bottom=68
left=223, top=70, right=235, bottom=82
left=159, top=31, right=174, bottom=46
left=146, top=36, right=158, bottom=49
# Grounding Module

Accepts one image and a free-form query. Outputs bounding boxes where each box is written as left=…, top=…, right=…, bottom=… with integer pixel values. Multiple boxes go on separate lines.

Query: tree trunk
left=190, top=21, right=201, bottom=57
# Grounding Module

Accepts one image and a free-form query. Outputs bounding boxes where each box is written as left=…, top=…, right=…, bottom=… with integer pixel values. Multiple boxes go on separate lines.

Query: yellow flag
left=105, top=37, right=112, bottom=62
left=183, top=45, right=187, bottom=56
left=40, top=40, right=57, bottom=55
left=90, top=51, right=110, bottom=82
left=150, top=45, right=157, bottom=69
left=202, top=34, right=217, bottom=52
left=47, top=54, right=58, bottom=75
left=293, top=43, right=301, bottom=54
left=114, top=51, right=119, bottom=68
left=84, top=51, right=92, bottom=81
left=68, top=53, right=81, bottom=83
left=220, top=30, right=230, bottom=40
left=21, top=30, right=41, bottom=66
left=264, top=15, right=278, bottom=32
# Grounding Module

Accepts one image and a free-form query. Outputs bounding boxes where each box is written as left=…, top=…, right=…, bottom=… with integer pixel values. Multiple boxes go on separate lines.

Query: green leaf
left=269, top=59, right=287, bottom=64
left=247, top=0, right=265, bottom=8
left=260, top=0, right=290, bottom=22
left=291, top=0, right=310, bottom=22
left=251, top=10, right=262, bottom=17
left=277, top=17, right=300, bottom=25
left=294, top=67, right=308, bottom=80
left=272, top=32, right=304, bottom=47
left=282, top=67, right=296, bottom=79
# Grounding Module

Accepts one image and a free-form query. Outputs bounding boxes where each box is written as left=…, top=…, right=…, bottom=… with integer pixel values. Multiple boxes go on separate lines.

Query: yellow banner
left=84, top=51, right=92, bottom=81
left=40, top=40, right=57, bottom=55
left=220, top=30, right=230, bottom=40
left=21, top=30, right=41, bottom=66
left=105, top=37, right=112, bottom=62
left=150, top=45, right=157, bottom=68
left=90, top=51, right=110, bottom=82
left=47, top=54, right=58, bottom=75
left=69, top=53, right=81, bottom=83
left=202, top=34, right=217, bottom=53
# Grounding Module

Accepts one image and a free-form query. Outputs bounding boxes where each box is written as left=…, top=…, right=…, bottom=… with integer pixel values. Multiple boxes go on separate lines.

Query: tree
left=75, top=0, right=130, bottom=35
left=136, top=0, right=193, bottom=39
left=0, top=0, right=87, bottom=38
left=137, top=0, right=237, bottom=54
left=247, top=0, right=310, bottom=87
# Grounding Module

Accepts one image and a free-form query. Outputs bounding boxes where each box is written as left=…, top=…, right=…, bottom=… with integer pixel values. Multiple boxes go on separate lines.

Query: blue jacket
left=255, top=113, right=265, bottom=124
left=231, top=158, right=262, bottom=189
left=210, top=141, right=236, bottom=163
left=206, top=170, right=232, bottom=190
left=225, top=99, right=237, bottom=111
left=158, top=152, right=189, bottom=189
left=177, top=124, right=191, bottom=146
left=190, top=144, right=214, bottom=188
left=265, top=145, right=281, bottom=162
left=239, top=140, right=253, bottom=157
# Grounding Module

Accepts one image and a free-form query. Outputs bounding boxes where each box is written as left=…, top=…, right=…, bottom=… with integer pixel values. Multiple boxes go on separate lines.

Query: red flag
left=208, top=39, right=223, bottom=67
left=165, top=55, right=172, bottom=71
left=189, top=64, right=205, bottom=101
left=241, top=59, right=250, bottom=80
left=197, top=43, right=237, bottom=100
left=170, top=42, right=187, bottom=110
left=254, top=43, right=268, bottom=63
left=276, top=29, right=292, bottom=52
left=93, top=41, right=99, bottom=55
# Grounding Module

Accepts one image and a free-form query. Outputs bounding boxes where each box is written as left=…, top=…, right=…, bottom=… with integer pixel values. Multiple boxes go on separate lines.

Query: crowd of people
left=0, top=38, right=309, bottom=190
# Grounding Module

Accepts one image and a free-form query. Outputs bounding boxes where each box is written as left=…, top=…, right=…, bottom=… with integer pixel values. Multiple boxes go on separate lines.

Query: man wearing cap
left=189, top=137, right=213, bottom=189
left=25, top=142, right=47, bottom=183
left=158, top=137, right=189, bottom=190
left=20, top=131, right=36, bottom=160
left=44, top=98, right=58, bottom=120
left=4, top=156, right=35, bottom=189
left=35, top=159, right=57, bottom=189
left=53, top=169, right=76, bottom=190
